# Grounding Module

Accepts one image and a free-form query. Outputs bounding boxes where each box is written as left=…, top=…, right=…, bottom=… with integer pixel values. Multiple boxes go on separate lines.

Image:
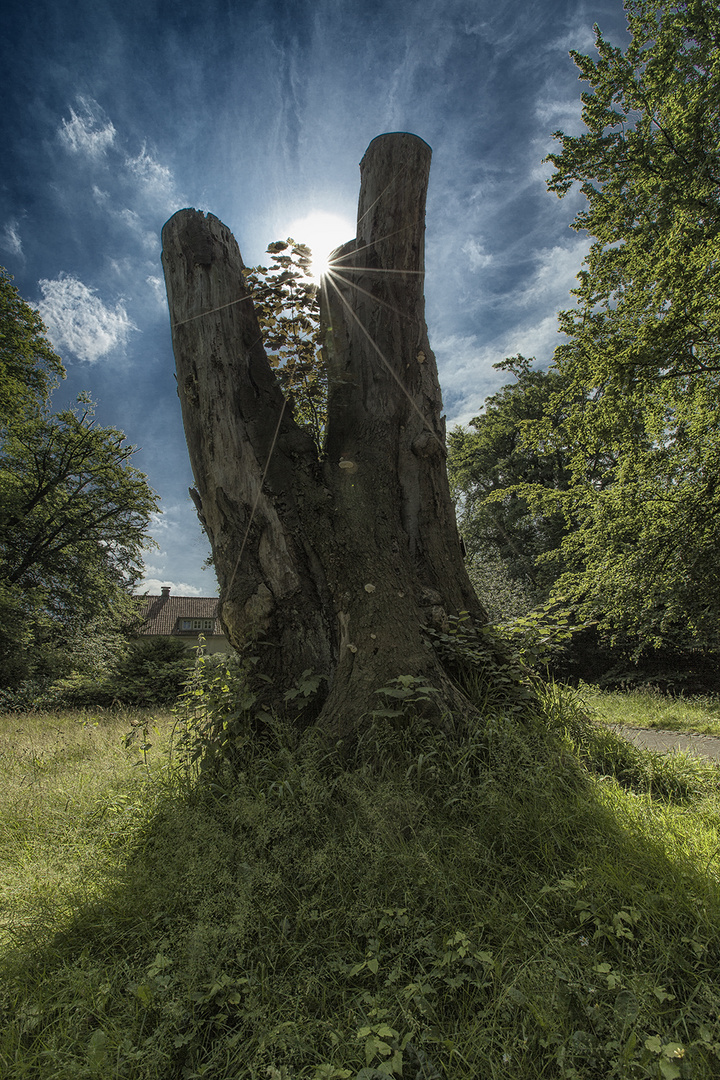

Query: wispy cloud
left=139, top=504, right=216, bottom=597
left=534, top=96, right=586, bottom=132
left=1, top=219, right=23, bottom=256
left=115, top=208, right=159, bottom=251
left=147, top=510, right=168, bottom=534
left=437, top=319, right=562, bottom=430
left=125, top=143, right=176, bottom=205
left=146, top=275, right=167, bottom=307
left=462, top=238, right=493, bottom=271
left=142, top=564, right=166, bottom=576
left=513, top=238, right=588, bottom=310
left=37, top=275, right=136, bottom=363
left=59, top=96, right=116, bottom=158
left=551, top=21, right=603, bottom=56
left=63, top=108, right=182, bottom=238
left=436, top=236, right=588, bottom=427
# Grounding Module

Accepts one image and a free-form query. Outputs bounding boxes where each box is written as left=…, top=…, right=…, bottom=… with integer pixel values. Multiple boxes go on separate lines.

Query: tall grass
left=0, top=709, right=173, bottom=946
left=579, top=685, right=720, bottom=737
left=0, top=691, right=719, bottom=1079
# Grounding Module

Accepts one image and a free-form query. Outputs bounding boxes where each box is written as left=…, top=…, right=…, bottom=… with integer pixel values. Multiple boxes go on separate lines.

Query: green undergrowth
left=579, top=686, right=720, bottom=738
left=1, top=688, right=719, bottom=1079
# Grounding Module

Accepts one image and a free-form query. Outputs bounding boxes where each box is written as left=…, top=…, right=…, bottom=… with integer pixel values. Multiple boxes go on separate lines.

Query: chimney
left=161, top=586, right=170, bottom=599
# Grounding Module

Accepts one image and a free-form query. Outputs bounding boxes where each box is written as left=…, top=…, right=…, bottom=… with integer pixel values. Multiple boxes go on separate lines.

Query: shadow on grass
left=2, top=702, right=720, bottom=1079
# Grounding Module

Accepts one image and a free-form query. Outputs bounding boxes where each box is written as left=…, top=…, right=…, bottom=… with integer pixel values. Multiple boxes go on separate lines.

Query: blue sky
left=1, top=0, right=629, bottom=597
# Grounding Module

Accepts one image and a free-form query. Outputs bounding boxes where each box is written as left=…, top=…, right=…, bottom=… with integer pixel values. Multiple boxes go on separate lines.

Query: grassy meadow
left=580, top=687, right=720, bottom=738
left=0, top=687, right=719, bottom=1079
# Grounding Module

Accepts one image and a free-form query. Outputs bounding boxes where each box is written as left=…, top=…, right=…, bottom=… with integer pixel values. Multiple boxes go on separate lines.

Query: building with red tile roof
left=134, top=587, right=230, bottom=654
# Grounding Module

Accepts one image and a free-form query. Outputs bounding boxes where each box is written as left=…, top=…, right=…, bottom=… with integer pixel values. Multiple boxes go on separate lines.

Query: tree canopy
left=547, top=0, right=720, bottom=387
left=0, top=269, right=159, bottom=687
left=0, top=267, right=65, bottom=429
left=448, top=2, right=720, bottom=680
left=448, top=356, right=572, bottom=611
left=536, top=0, right=720, bottom=655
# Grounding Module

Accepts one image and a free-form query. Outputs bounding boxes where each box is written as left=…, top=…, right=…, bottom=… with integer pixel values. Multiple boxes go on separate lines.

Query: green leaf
left=614, top=989, right=638, bottom=1023
left=661, top=1044, right=685, bottom=1060
left=133, top=982, right=154, bottom=1007
left=87, top=1029, right=108, bottom=1069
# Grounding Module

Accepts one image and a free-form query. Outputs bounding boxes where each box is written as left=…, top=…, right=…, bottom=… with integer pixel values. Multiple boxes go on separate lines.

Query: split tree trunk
left=162, top=133, right=490, bottom=739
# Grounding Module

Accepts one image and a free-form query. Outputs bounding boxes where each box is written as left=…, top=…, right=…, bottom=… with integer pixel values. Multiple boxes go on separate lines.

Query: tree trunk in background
left=162, top=133, right=490, bottom=740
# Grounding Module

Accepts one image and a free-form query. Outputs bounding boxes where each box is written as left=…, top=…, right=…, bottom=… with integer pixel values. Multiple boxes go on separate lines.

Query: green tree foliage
left=0, top=634, right=196, bottom=710
left=0, top=269, right=159, bottom=686
left=111, top=635, right=194, bottom=705
left=244, top=240, right=326, bottom=450
left=0, top=268, right=65, bottom=428
left=535, top=0, right=720, bottom=654
left=448, top=357, right=573, bottom=618
left=547, top=0, right=720, bottom=385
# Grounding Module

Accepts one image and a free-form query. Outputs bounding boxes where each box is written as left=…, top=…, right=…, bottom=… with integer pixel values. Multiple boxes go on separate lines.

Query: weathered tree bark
left=162, top=132, right=490, bottom=740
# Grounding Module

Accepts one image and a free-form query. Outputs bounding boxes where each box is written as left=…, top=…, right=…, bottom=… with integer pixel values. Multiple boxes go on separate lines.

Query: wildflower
left=579, top=935, right=589, bottom=946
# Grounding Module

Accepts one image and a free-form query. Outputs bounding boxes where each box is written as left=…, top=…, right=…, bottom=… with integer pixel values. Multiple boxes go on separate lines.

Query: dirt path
left=607, top=724, right=720, bottom=763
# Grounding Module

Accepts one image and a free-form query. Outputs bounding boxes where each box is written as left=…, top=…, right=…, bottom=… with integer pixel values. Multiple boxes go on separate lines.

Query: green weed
left=0, top=688, right=719, bottom=1079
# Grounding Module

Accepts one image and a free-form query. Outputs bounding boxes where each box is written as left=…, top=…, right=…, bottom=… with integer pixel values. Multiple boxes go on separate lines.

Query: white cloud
left=551, top=23, right=601, bottom=56
left=1, top=219, right=23, bottom=256
left=125, top=143, right=176, bottom=205
left=147, top=511, right=168, bottom=534
left=146, top=275, right=166, bottom=307
left=59, top=96, right=116, bottom=158
left=142, top=564, right=165, bottom=576
left=114, top=208, right=159, bottom=251
left=137, top=501, right=217, bottom=597
left=138, top=578, right=205, bottom=597
left=434, top=238, right=588, bottom=428
left=66, top=111, right=181, bottom=230
left=438, top=312, right=568, bottom=429
left=37, top=275, right=136, bottom=363
left=514, top=238, right=588, bottom=310
left=462, top=238, right=493, bottom=271
left=434, top=333, right=504, bottom=424
left=534, top=97, right=585, bottom=131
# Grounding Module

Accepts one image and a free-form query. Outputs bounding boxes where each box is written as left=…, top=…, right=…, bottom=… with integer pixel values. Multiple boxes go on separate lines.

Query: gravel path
left=606, top=724, right=720, bottom=763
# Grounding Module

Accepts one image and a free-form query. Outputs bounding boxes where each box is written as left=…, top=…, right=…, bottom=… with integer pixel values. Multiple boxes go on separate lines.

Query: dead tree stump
left=162, top=132, right=491, bottom=739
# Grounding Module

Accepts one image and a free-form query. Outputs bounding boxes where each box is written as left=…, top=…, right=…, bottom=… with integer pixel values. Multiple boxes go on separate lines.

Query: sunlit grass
left=580, top=684, right=720, bottom=736
left=0, top=709, right=174, bottom=946
left=0, top=694, right=719, bottom=1078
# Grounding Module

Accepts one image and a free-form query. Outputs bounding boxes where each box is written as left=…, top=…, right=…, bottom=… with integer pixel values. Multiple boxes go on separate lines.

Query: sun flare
left=283, top=211, right=354, bottom=283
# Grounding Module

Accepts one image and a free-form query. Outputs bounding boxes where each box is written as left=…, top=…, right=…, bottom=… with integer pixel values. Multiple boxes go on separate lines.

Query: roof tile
left=134, top=594, right=225, bottom=637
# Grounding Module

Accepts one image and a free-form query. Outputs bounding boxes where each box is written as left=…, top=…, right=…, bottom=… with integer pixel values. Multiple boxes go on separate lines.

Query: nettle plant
left=171, top=641, right=330, bottom=782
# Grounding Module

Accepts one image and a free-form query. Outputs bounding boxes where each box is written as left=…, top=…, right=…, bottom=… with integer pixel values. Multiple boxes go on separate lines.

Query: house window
left=181, top=618, right=214, bottom=631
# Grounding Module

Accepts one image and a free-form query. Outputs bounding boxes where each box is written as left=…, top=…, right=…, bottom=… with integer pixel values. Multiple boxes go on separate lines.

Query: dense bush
left=111, top=636, right=196, bottom=705
left=0, top=636, right=197, bottom=710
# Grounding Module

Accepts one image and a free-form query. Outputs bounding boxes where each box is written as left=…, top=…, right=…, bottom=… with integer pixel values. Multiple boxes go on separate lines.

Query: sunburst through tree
left=162, top=133, right=517, bottom=742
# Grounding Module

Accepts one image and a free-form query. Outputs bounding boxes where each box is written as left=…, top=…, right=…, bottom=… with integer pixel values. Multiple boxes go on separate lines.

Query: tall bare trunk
left=162, top=132, right=490, bottom=739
